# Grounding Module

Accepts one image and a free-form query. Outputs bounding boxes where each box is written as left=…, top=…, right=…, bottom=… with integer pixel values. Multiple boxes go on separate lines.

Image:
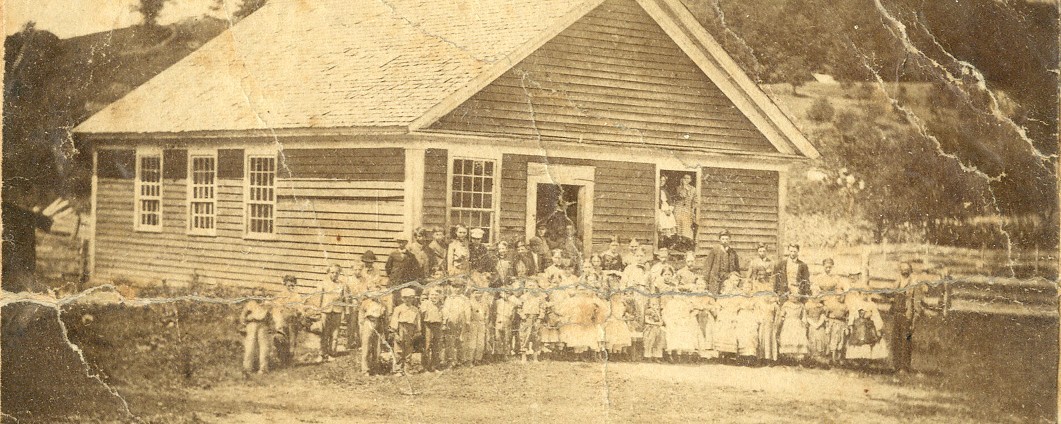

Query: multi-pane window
left=135, top=153, right=162, bottom=231
left=449, top=158, right=497, bottom=241
left=188, top=155, right=216, bottom=233
left=246, top=155, right=276, bottom=235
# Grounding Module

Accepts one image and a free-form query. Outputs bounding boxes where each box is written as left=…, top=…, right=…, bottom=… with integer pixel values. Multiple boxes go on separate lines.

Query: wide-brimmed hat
left=361, top=250, right=378, bottom=263
left=470, top=228, right=485, bottom=239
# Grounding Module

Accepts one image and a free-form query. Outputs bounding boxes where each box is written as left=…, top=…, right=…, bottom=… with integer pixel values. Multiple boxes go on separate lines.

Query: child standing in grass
left=241, top=288, right=272, bottom=376
left=390, top=288, right=422, bottom=375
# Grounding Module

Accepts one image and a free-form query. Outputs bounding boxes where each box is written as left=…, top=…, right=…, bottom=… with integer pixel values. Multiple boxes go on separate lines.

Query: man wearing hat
left=390, top=287, right=422, bottom=374
left=703, top=229, right=741, bottom=294
left=386, top=237, right=424, bottom=288
left=408, top=227, right=432, bottom=277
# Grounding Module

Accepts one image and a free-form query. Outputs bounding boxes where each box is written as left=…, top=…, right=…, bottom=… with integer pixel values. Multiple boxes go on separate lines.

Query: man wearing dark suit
left=773, top=243, right=811, bottom=297
left=386, top=238, right=423, bottom=287
left=702, top=229, right=740, bottom=294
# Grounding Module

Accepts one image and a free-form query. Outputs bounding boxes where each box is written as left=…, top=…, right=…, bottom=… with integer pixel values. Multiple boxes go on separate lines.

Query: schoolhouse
left=75, top=0, right=819, bottom=288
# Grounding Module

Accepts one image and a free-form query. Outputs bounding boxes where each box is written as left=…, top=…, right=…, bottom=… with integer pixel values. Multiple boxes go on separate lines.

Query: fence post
left=861, top=246, right=871, bottom=288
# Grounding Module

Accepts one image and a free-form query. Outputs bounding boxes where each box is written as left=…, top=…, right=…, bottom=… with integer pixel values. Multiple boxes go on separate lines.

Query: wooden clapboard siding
left=499, top=154, right=655, bottom=249
left=697, top=167, right=780, bottom=258
left=280, top=148, right=404, bottom=181
left=94, top=173, right=404, bottom=289
left=430, top=0, right=775, bottom=153
left=422, top=149, right=448, bottom=230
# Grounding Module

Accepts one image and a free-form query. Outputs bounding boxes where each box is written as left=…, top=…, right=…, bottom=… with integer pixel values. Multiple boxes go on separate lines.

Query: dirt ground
left=2, top=302, right=1056, bottom=423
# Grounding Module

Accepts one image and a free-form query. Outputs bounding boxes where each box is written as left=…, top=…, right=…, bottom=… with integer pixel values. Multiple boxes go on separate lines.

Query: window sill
left=187, top=230, right=218, bottom=237
left=133, top=226, right=164, bottom=233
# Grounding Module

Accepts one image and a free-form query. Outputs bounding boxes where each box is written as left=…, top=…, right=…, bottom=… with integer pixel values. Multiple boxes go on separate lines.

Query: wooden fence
left=801, top=243, right=1058, bottom=318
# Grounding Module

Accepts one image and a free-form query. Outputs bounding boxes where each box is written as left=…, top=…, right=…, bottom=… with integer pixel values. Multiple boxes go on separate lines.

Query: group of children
left=240, top=227, right=893, bottom=376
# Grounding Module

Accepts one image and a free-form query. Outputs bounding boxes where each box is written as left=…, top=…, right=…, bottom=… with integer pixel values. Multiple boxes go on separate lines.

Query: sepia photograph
left=1, top=0, right=1058, bottom=421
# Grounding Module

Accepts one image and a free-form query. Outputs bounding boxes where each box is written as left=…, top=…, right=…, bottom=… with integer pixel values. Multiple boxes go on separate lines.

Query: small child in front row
left=421, top=288, right=444, bottom=372
left=642, top=295, right=666, bottom=362
left=390, top=288, right=422, bottom=374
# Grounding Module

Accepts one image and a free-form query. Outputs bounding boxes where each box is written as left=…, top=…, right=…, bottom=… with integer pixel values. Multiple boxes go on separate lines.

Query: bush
left=806, top=97, right=835, bottom=123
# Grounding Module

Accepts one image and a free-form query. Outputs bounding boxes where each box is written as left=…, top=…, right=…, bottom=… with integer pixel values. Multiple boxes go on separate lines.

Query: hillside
left=3, top=17, right=229, bottom=207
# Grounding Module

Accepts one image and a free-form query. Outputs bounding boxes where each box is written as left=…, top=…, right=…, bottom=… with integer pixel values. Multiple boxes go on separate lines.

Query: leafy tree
left=135, top=0, right=170, bottom=27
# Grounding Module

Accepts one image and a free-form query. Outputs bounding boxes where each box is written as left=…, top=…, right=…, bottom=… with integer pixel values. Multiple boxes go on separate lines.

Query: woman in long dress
left=672, top=174, right=697, bottom=243
left=657, top=175, right=676, bottom=247
left=813, top=258, right=850, bottom=364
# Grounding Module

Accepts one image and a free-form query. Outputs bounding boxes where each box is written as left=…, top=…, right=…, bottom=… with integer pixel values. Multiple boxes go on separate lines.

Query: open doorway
left=525, top=162, right=595, bottom=256
left=658, top=169, right=699, bottom=252
left=535, top=183, right=581, bottom=249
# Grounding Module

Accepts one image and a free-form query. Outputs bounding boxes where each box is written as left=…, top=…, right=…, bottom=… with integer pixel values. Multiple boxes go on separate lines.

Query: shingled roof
left=75, top=0, right=818, bottom=159
left=76, top=0, right=601, bottom=134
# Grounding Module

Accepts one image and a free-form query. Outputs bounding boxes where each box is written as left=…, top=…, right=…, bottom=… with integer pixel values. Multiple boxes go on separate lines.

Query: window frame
left=445, top=155, right=501, bottom=243
left=186, top=149, right=218, bottom=236
left=134, top=148, right=164, bottom=233
left=243, top=151, right=278, bottom=240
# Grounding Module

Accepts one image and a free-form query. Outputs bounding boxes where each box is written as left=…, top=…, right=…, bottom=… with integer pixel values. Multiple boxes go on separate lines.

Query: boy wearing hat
left=390, top=288, right=422, bottom=374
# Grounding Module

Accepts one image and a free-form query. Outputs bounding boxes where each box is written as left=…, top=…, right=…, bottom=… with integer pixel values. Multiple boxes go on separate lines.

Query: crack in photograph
left=2, top=0, right=1058, bottom=422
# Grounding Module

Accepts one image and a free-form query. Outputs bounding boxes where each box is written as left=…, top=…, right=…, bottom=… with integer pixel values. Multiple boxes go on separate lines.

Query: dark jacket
left=773, top=258, right=811, bottom=296
left=703, top=246, right=740, bottom=293
left=386, top=250, right=423, bottom=285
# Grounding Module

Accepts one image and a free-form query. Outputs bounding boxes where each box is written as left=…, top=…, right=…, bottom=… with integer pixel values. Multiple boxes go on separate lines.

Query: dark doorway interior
left=536, top=183, right=580, bottom=249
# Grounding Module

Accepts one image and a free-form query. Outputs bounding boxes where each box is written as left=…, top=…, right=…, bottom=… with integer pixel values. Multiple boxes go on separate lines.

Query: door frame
left=525, top=162, right=595, bottom=253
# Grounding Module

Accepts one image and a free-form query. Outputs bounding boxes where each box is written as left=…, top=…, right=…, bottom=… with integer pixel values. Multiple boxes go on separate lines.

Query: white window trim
left=187, top=149, right=218, bottom=236
left=243, top=150, right=278, bottom=240
left=445, top=153, right=501, bottom=243
left=134, top=147, right=163, bottom=233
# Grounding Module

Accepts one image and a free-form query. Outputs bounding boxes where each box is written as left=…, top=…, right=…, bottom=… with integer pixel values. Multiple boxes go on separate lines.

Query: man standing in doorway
left=703, top=229, right=740, bottom=294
